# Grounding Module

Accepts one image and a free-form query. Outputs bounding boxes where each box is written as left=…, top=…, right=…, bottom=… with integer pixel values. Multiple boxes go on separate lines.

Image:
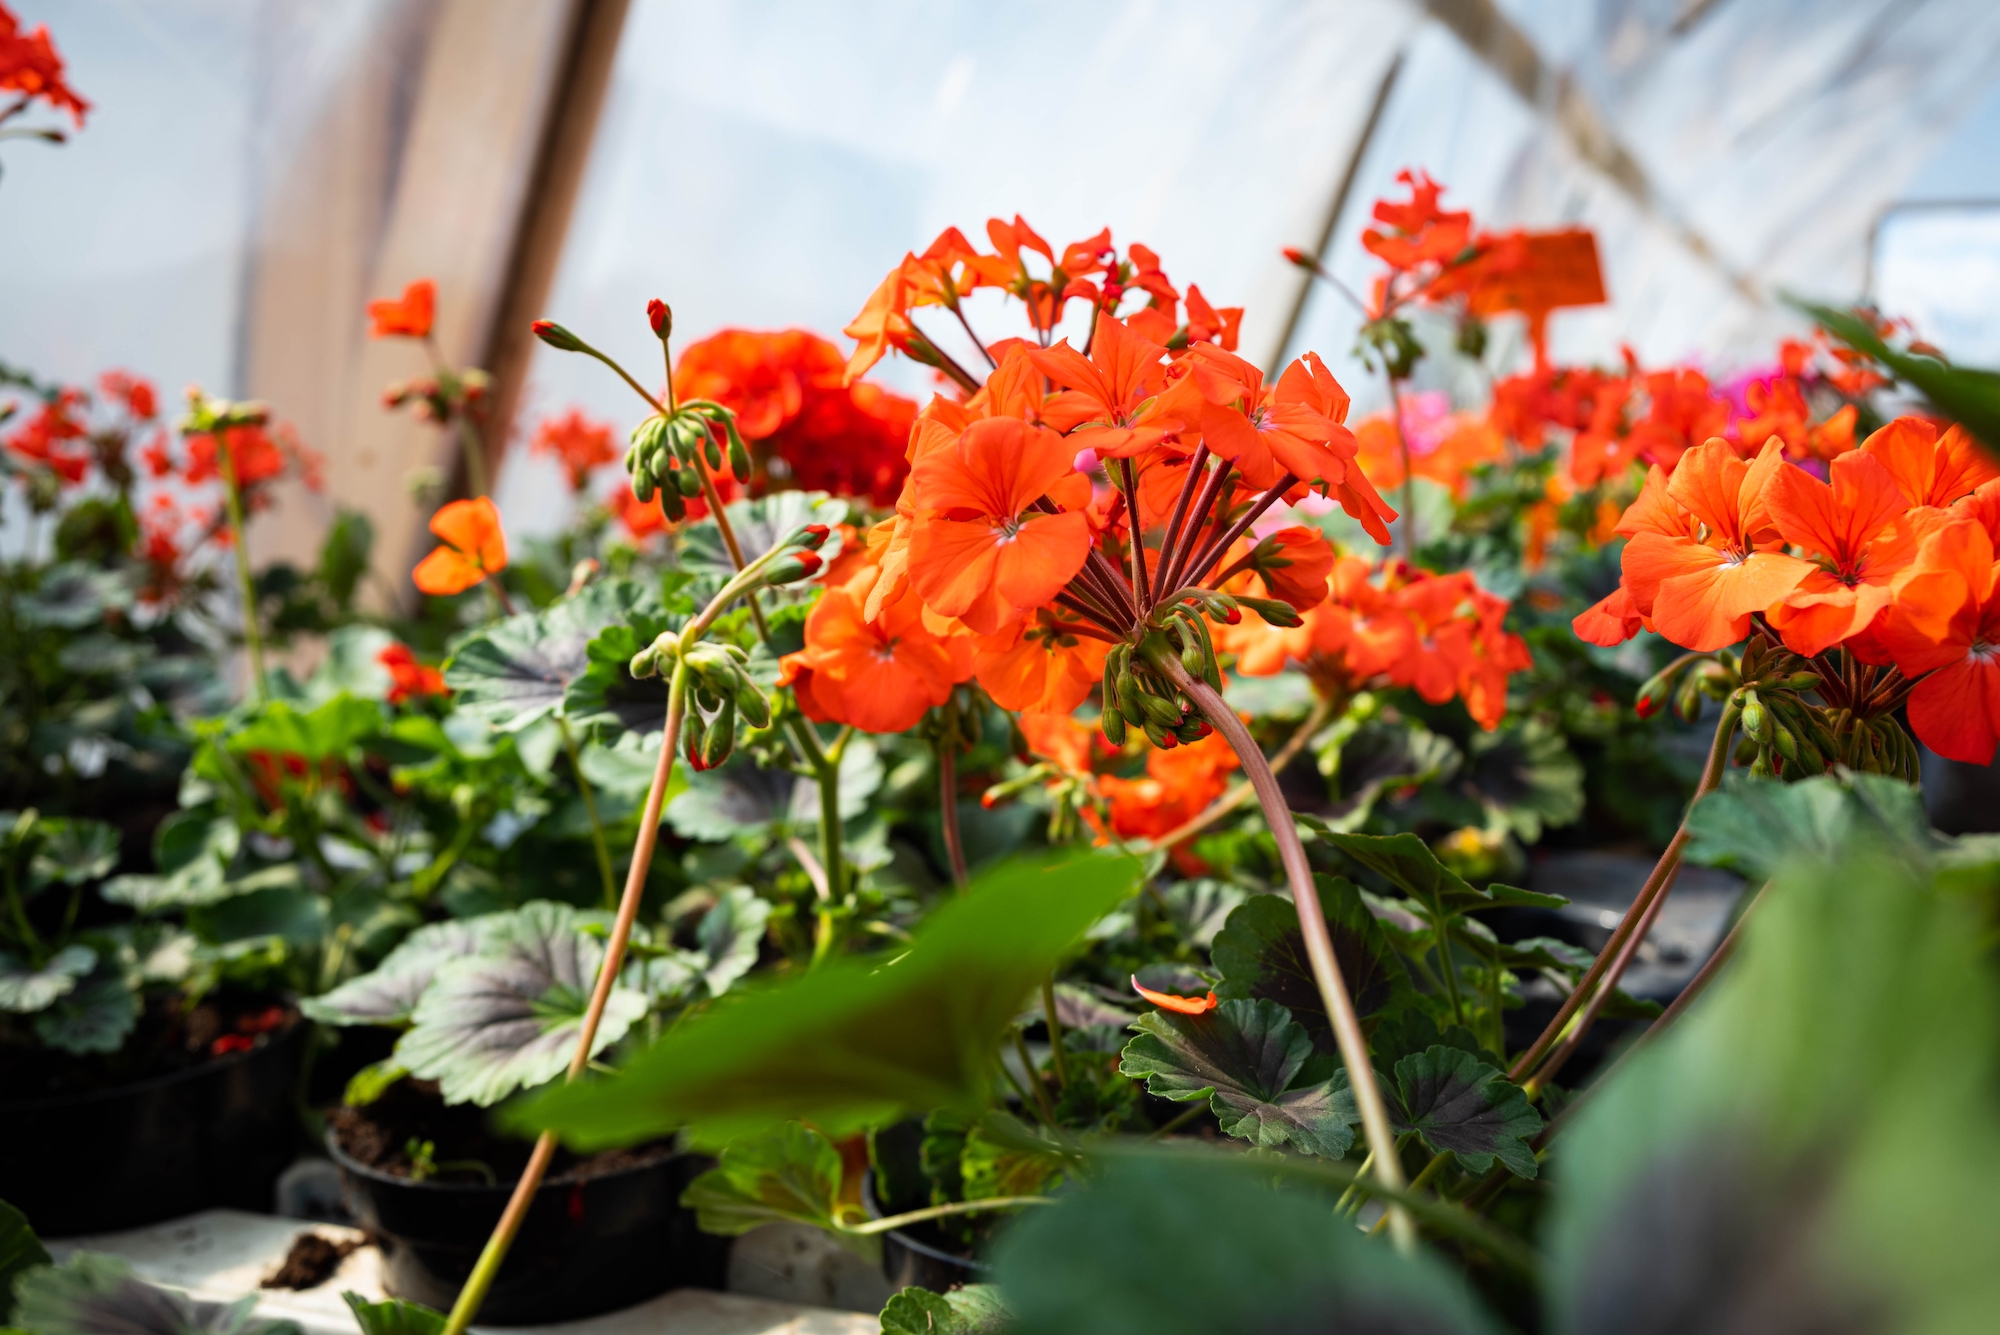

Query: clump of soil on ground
left=262, top=1232, right=362, bottom=1290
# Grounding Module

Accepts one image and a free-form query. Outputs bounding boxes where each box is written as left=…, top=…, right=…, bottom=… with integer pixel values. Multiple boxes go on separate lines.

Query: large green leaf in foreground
left=1548, top=846, right=2000, bottom=1333
left=512, top=854, right=1138, bottom=1148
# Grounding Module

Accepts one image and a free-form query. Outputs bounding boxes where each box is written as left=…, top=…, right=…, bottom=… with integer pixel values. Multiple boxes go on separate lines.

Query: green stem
left=1147, top=1102, right=1208, bottom=1138
left=1013, top=1028, right=1057, bottom=1126
left=559, top=718, right=619, bottom=911
left=938, top=694, right=969, bottom=888
left=217, top=438, right=267, bottom=704
left=1433, top=909, right=1465, bottom=1029
left=1041, top=976, right=1069, bottom=1090
left=1156, top=651, right=1414, bottom=1254
left=846, top=1196, right=1052, bottom=1236
left=1387, top=372, right=1414, bottom=558
left=1369, top=1150, right=1454, bottom=1236
left=439, top=662, right=689, bottom=1335
left=790, top=716, right=847, bottom=963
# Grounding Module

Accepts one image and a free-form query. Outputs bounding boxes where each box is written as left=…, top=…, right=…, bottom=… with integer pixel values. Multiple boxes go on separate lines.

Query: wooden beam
left=238, top=0, right=607, bottom=608
left=477, top=0, right=632, bottom=494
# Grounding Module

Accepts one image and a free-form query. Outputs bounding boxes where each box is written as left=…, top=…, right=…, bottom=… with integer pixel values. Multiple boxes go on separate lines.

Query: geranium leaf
left=679, top=1121, right=845, bottom=1236
left=28, top=820, right=120, bottom=891
left=0, top=1200, right=50, bottom=1324
left=395, top=901, right=646, bottom=1106
left=696, top=886, right=769, bottom=997
left=678, top=493, right=848, bottom=596
left=1465, top=719, right=1584, bottom=843
left=1369, top=1009, right=1494, bottom=1070
left=1119, top=998, right=1355, bottom=1159
left=12, top=1253, right=300, bottom=1335
left=1317, top=717, right=1461, bottom=829
left=33, top=962, right=138, bottom=1055
left=561, top=610, right=683, bottom=742
left=879, top=1284, right=1010, bottom=1335
left=102, top=813, right=241, bottom=912
left=666, top=739, right=881, bottom=842
left=309, top=626, right=398, bottom=703
left=340, top=1293, right=443, bottom=1335
left=16, top=564, right=131, bottom=629
left=1210, top=881, right=1418, bottom=1054
left=512, top=854, right=1139, bottom=1148
left=1685, top=771, right=1936, bottom=879
left=226, top=694, right=384, bottom=762
left=303, top=918, right=496, bottom=1027
left=0, top=946, right=95, bottom=1013
left=445, top=580, right=664, bottom=734
left=991, top=1153, right=1498, bottom=1335
left=1383, top=1045, right=1541, bottom=1178
left=1320, top=831, right=1549, bottom=919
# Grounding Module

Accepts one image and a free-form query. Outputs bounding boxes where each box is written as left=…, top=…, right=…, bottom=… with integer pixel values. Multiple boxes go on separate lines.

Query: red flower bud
left=647, top=299, right=672, bottom=338
left=980, top=791, right=999, bottom=810
left=799, top=523, right=830, bottom=549
left=1282, top=246, right=1312, bottom=268
left=532, top=320, right=585, bottom=352
left=795, top=550, right=823, bottom=576
left=1224, top=606, right=1242, bottom=624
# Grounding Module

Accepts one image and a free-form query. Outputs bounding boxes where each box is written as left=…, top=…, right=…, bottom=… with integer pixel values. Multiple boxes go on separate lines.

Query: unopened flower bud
left=763, top=552, right=822, bottom=586
left=531, top=320, right=585, bottom=352
left=798, top=523, right=830, bottom=550
left=647, top=299, right=672, bottom=339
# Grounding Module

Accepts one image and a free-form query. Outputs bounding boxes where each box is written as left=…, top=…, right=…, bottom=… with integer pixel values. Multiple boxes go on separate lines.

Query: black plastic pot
left=862, top=1170, right=991, bottom=1293
left=0, top=1020, right=309, bottom=1238
left=328, top=1136, right=726, bottom=1326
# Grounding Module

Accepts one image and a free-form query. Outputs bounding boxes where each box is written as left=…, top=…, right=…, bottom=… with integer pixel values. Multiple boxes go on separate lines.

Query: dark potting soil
left=0, top=991, right=301, bottom=1101
left=262, top=1231, right=361, bottom=1290
left=327, top=1080, right=674, bottom=1185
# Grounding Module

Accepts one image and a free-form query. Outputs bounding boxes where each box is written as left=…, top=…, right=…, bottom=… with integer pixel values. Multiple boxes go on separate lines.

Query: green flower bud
left=1100, top=706, right=1127, bottom=747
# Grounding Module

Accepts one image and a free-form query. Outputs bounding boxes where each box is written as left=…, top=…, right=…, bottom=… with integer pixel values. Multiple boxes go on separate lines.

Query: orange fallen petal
left=1132, top=975, right=1218, bottom=1014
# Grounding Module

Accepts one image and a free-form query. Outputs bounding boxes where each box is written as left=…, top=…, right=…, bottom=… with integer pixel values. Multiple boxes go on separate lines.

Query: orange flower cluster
left=0, top=3, right=88, bottom=125
left=843, top=217, right=1240, bottom=387
left=1015, top=709, right=1240, bottom=848
left=671, top=329, right=916, bottom=506
left=1352, top=391, right=1506, bottom=496
left=532, top=408, right=617, bottom=491
left=1494, top=328, right=1890, bottom=492
left=783, top=218, right=1407, bottom=742
left=1575, top=419, right=2000, bottom=763
left=1361, top=170, right=1529, bottom=320
left=368, top=280, right=435, bottom=340
left=1218, top=553, right=1530, bottom=730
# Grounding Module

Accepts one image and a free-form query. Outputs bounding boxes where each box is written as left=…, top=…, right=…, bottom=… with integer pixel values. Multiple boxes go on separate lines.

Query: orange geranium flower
left=1018, top=711, right=1098, bottom=774
left=1, top=7, right=89, bottom=124
left=1860, top=416, right=1998, bottom=509
left=905, top=417, right=1093, bottom=635
left=1132, top=976, right=1218, bottom=1014
left=1877, top=521, right=2000, bottom=764
left=778, top=564, right=972, bottom=734
left=1099, top=731, right=1239, bottom=842
left=972, top=615, right=1111, bottom=715
left=378, top=643, right=448, bottom=703
left=368, top=279, right=435, bottom=339
left=1028, top=313, right=1175, bottom=458
left=1618, top=439, right=1812, bottom=652
left=1763, top=450, right=1925, bottom=657
left=413, top=497, right=507, bottom=595
left=1239, top=526, right=1335, bottom=611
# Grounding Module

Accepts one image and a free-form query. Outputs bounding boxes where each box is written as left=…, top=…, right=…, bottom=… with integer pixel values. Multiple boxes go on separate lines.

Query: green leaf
left=12, top=1253, right=301, bottom=1335
left=1210, top=882, right=1418, bottom=1054
left=0, top=1200, right=50, bottom=1324
left=1465, top=719, right=1584, bottom=842
left=27, top=820, right=120, bottom=891
left=665, top=739, right=883, bottom=842
left=342, top=1060, right=408, bottom=1108
left=394, top=902, right=647, bottom=1106
left=1320, top=831, right=1563, bottom=916
left=562, top=617, right=679, bottom=741
left=879, top=1285, right=1010, bottom=1335
left=960, top=1111, right=1069, bottom=1202
left=303, top=918, right=497, bottom=1027
left=307, top=626, right=397, bottom=703
left=512, top=854, right=1139, bottom=1148
left=679, top=1121, right=846, bottom=1236
left=0, top=946, right=95, bottom=1014
left=1685, top=771, right=1936, bottom=879
left=1119, top=998, right=1355, bottom=1158
left=102, top=813, right=242, bottom=912
left=678, top=493, right=849, bottom=595
left=1549, top=845, right=2000, bottom=1333
left=1383, top=1046, right=1541, bottom=1178
left=1368, top=1009, right=1494, bottom=1070
left=444, top=580, right=666, bottom=733
left=15, top=564, right=131, bottom=629
left=1317, top=717, right=1461, bottom=829
left=990, top=1153, right=1498, bottom=1335
left=32, top=963, right=138, bottom=1055
left=1805, top=301, right=2000, bottom=456
left=695, top=885, right=769, bottom=997
left=226, top=695, right=383, bottom=762
left=341, top=1292, right=443, bottom=1335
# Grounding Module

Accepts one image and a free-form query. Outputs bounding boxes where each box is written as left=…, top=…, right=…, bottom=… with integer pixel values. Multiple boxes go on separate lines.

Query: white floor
left=50, top=1211, right=877, bottom=1335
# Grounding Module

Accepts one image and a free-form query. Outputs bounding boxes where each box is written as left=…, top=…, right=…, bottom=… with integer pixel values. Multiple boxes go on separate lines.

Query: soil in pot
left=327, top=1081, right=726, bottom=1324
left=0, top=993, right=309, bottom=1237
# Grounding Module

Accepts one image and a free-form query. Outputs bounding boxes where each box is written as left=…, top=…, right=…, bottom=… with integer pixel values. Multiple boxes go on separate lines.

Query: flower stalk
left=1154, top=651, right=1415, bottom=1253
left=215, top=433, right=268, bottom=705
